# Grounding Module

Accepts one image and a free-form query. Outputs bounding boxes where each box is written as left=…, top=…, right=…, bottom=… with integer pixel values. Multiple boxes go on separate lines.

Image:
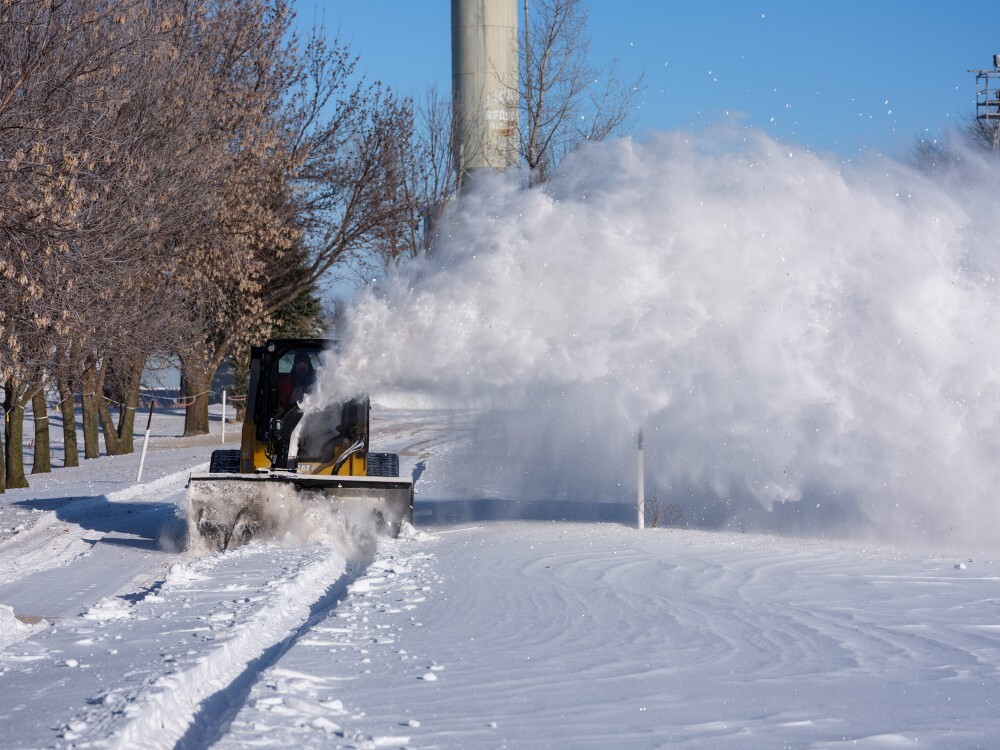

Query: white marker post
left=136, top=401, right=154, bottom=482
left=637, top=428, right=645, bottom=530
left=221, top=389, right=226, bottom=444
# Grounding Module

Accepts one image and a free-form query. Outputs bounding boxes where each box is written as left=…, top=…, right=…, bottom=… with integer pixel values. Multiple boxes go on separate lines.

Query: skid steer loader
left=187, top=338, right=413, bottom=552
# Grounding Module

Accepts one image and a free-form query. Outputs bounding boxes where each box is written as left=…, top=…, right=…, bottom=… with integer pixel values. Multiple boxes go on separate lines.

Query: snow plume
left=316, top=128, right=1000, bottom=549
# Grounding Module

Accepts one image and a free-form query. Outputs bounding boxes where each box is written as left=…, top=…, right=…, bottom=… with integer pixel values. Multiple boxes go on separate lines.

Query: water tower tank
left=451, top=0, right=518, bottom=177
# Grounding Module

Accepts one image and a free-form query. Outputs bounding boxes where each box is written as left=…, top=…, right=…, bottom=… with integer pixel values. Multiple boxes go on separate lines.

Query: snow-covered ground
left=1, top=404, right=998, bottom=749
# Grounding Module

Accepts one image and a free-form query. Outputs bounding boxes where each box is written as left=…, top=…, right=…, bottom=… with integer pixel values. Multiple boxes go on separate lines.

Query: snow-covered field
left=1, top=404, right=998, bottom=750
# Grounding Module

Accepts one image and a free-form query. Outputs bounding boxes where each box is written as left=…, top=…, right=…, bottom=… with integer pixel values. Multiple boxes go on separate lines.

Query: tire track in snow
left=0, top=539, right=374, bottom=749
left=170, top=561, right=363, bottom=750
left=109, top=545, right=365, bottom=750
left=214, top=531, right=440, bottom=749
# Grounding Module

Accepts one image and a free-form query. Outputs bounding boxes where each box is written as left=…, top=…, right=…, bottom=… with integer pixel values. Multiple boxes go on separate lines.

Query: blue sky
left=297, top=1, right=998, bottom=159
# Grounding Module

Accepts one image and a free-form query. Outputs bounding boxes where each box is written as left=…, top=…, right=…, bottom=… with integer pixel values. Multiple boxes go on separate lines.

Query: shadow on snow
left=14, top=494, right=184, bottom=551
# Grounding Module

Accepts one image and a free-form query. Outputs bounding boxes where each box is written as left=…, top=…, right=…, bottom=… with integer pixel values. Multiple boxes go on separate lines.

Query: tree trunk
left=94, top=359, right=121, bottom=456
left=58, top=379, right=80, bottom=468
left=180, top=344, right=226, bottom=437
left=31, top=389, right=51, bottom=474
left=94, top=357, right=121, bottom=456
left=182, top=363, right=213, bottom=436
left=0, top=403, right=6, bottom=493
left=229, top=349, right=250, bottom=423
left=80, top=365, right=101, bottom=459
left=116, top=366, right=142, bottom=454
left=98, top=397, right=121, bottom=456
left=3, top=382, right=28, bottom=489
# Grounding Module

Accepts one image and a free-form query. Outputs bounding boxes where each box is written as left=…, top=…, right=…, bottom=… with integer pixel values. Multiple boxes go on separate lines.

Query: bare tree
left=0, top=0, right=423, bottom=466
left=374, top=84, right=461, bottom=264
left=169, top=17, right=419, bottom=435
left=283, top=70, right=417, bottom=291
left=157, top=0, right=303, bottom=435
left=0, top=0, right=283, bottom=458
left=0, top=0, right=162, bottom=478
left=411, top=85, right=462, bottom=255
left=962, top=110, right=1000, bottom=154
left=520, top=0, right=643, bottom=185
left=909, top=114, right=1000, bottom=175
left=644, top=488, right=684, bottom=529
left=909, top=136, right=954, bottom=172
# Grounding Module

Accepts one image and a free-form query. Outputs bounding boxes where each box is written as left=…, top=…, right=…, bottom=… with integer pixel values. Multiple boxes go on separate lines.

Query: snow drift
left=313, top=127, right=1000, bottom=549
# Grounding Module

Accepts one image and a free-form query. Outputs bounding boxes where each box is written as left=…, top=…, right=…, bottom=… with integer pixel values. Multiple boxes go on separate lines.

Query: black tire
left=367, top=452, right=399, bottom=478
left=209, top=449, right=242, bottom=474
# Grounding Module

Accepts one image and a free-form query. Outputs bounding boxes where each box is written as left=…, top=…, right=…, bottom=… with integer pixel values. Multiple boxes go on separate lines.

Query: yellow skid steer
left=187, top=338, right=412, bottom=552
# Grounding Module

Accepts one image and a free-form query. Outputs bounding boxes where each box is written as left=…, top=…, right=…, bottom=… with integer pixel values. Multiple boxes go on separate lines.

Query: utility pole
left=637, top=428, right=645, bottom=530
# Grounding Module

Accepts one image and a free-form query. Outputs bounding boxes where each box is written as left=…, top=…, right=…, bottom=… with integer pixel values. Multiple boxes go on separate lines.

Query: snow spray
left=314, top=127, right=1000, bottom=549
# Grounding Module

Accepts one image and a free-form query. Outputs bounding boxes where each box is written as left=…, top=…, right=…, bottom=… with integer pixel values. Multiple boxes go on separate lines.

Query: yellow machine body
left=187, top=338, right=412, bottom=552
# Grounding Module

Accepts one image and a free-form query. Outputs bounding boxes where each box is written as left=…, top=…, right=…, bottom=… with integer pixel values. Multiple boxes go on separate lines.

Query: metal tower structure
left=451, top=0, right=519, bottom=181
left=971, top=54, right=1000, bottom=151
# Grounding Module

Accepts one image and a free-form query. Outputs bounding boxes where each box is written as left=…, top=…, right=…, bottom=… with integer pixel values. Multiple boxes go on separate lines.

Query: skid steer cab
left=187, top=338, right=413, bottom=552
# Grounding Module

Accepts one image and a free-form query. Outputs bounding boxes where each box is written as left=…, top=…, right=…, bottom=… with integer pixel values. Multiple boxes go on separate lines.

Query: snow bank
left=311, top=128, right=1000, bottom=549
left=0, top=604, right=38, bottom=651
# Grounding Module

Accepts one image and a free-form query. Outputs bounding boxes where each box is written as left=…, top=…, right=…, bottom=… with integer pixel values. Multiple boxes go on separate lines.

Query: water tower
left=451, top=0, right=518, bottom=180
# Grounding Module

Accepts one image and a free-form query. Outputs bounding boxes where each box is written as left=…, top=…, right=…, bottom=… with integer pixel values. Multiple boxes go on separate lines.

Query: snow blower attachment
left=187, top=338, right=413, bottom=553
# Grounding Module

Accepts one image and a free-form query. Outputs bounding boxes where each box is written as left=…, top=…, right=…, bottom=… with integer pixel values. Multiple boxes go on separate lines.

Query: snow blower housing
left=187, top=338, right=413, bottom=552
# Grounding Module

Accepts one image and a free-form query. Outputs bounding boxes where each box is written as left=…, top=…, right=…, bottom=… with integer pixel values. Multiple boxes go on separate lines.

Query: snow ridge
left=106, top=464, right=208, bottom=504
left=217, top=534, right=440, bottom=748
left=0, top=465, right=200, bottom=587
left=111, top=544, right=357, bottom=750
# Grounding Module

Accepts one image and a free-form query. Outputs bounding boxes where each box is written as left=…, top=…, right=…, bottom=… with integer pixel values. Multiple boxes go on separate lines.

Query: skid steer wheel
left=195, top=509, right=228, bottom=553
left=224, top=506, right=258, bottom=550
left=371, top=509, right=401, bottom=538
left=209, top=449, right=241, bottom=473
left=367, top=452, right=400, bottom=477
